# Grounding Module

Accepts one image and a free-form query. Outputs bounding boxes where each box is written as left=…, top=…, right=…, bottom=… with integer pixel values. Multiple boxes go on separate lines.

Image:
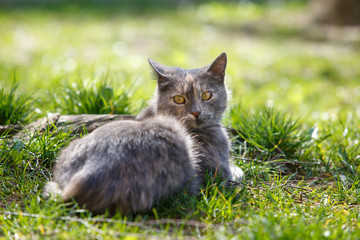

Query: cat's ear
left=207, top=52, right=227, bottom=76
left=148, top=58, right=167, bottom=83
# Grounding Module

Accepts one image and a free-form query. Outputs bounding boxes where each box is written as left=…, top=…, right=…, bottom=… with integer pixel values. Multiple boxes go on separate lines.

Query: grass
left=0, top=125, right=75, bottom=206
left=229, top=103, right=310, bottom=160
left=1, top=0, right=360, bottom=239
left=0, top=79, right=33, bottom=125
left=51, top=77, right=134, bottom=115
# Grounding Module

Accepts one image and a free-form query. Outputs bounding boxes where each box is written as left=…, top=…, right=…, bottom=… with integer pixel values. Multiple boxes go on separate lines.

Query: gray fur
left=44, top=115, right=199, bottom=214
left=137, top=52, right=244, bottom=183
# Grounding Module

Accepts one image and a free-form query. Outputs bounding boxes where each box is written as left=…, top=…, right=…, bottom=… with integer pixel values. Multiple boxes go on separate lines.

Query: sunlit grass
left=0, top=79, right=33, bottom=125
left=51, top=77, right=134, bottom=115
left=0, top=124, right=75, bottom=207
left=2, top=0, right=358, bottom=116
left=315, top=113, right=360, bottom=175
left=230, top=103, right=310, bottom=160
left=1, top=0, right=360, bottom=239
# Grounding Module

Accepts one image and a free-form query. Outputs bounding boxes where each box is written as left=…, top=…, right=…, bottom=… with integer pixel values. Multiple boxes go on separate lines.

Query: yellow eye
left=173, top=95, right=186, bottom=104
left=201, top=91, right=212, bottom=101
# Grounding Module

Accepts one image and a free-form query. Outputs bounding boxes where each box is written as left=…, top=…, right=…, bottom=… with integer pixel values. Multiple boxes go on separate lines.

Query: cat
left=43, top=52, right=244, bottom=214
left=137, top=52, right=244, bottom=184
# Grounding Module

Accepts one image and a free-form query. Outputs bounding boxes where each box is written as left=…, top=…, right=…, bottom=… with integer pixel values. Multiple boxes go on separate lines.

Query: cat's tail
left=59, top=171, right=112, bottom=213
left=43, top=177, right=94, bottom=207
left=60, top=174, right=84, bottom=201
left=43, top=181, right=63, bottom=199
left=43, top=178, right=100, bottom=210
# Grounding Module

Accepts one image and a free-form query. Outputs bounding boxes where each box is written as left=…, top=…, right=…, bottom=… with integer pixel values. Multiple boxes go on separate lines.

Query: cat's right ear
left=207, top=52, right=227, bottom=76
left=148, top=58, right=167, bottom=84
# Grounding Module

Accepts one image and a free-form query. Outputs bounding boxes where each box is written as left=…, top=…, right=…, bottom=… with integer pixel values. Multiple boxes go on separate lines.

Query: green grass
left=230, top=103, right=310, bottom=160
left=51, top=77, right=134, bottom=115
left=0, top=79, right=33, bottom=125
left=1, top=0, right=360, bottom=239
left=0, top=125, right=75, bottom=205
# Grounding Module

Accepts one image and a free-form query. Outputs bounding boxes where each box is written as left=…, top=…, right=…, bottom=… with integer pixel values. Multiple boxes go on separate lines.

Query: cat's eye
left=173, top=95, right=186, bottom=104
left=201, top=91, right=212, bottom=101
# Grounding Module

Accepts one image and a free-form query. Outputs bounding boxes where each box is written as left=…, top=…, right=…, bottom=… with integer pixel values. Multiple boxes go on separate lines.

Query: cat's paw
left=43, top=181, right=62, bottom=200
left=229, top=165, right=245, bottom=182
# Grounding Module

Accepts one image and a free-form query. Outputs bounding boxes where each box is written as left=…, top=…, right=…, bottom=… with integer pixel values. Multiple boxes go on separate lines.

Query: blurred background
left=0, top=0, right=359, bottom=120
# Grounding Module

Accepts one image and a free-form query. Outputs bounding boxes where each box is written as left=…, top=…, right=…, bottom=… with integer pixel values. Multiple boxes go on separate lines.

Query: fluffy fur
left=44, top=115, right=198, bottom=214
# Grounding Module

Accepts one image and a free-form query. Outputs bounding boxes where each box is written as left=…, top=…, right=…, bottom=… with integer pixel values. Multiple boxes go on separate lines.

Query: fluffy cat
left=44, top=52, right=244, bottom=214
left=137, top=52, right=244, bottom=183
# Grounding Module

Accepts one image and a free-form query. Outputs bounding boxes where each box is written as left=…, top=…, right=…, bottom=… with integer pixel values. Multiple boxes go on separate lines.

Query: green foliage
left=230, top=104, right=310, bottom=160
left=322, top=114, right=360, bottom=169
left=1, top=171, right=360, bottom=239
left=52, top=78, right=133, bottom=115
left=0, top=125, right=74, bottom=205
left=306, top=114, right=360, bottom=189
left=230, top=104, right=360, bottom=181
left=0, top=0, right=360, bottom=239
left=0, top=79, right=33, bottom=125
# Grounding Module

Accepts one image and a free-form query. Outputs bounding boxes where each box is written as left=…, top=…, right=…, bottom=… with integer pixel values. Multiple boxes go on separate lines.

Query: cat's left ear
left=207, top=52, right=227, bottom=76
left=148, top=58, right=167, bottom=83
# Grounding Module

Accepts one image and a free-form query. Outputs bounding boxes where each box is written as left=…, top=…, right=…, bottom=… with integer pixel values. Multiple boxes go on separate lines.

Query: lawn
left=1, top=0, right=360, bottom=239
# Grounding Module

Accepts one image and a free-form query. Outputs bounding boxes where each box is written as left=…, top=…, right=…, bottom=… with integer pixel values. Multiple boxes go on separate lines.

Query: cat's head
left=148, top=53, right=228, bottom=129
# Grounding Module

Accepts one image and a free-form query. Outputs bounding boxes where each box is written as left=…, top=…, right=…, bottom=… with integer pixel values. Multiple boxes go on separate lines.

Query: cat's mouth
left=181, top=115, right=208, bottom=129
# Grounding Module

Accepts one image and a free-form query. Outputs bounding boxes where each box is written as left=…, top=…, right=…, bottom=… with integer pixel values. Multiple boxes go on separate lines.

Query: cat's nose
left=191, top=111, right=201, bottom=119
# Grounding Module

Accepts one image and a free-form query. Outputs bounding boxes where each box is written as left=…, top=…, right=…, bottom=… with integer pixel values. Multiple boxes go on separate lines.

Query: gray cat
left=137, top=52, right=244, bottom=183
left=44, top=52, right=243, bottom=214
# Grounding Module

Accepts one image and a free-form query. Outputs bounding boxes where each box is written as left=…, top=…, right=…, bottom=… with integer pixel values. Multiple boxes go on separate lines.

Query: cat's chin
left=183, top=119, right=208, bottom=130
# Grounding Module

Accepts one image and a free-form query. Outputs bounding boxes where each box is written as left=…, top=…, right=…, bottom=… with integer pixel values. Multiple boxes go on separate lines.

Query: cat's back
left=95, top=114, right=191, bottom=148
left=46, top=115, right=199, bottom=214
left=55, top=115, right=193, bottom=172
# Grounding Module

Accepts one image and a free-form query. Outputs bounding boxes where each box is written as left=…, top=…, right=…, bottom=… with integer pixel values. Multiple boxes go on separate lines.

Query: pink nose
left=191, top=111, right=201, bottom=119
